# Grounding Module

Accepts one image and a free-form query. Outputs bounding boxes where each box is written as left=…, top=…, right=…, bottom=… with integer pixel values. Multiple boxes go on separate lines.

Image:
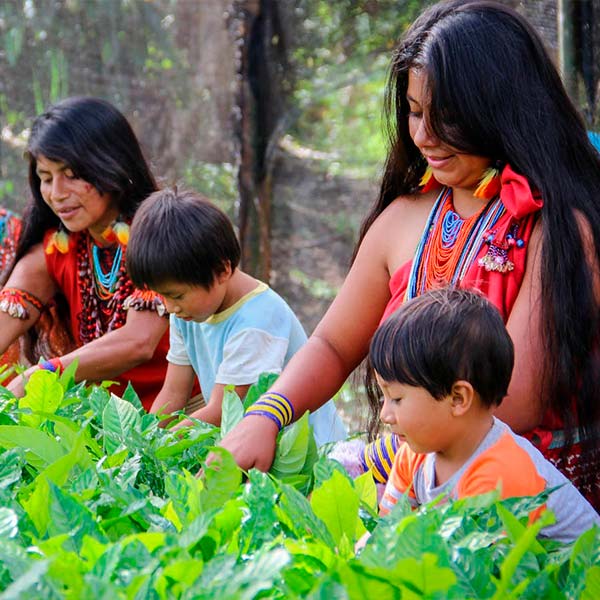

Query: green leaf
left=0, top=507, right=18, bottom=539
left=582, top=566, right=600, bottom=600
left=19, top=369, right=64, bottom=423
left=310, top=469, right=361, bottom=552
left=102, top=393, right=142, bottom=454
left=270, top=412, right=311, bottom=479
left=122, top=382, right=143, bottom=410
left=242, top=372, right=280, bottom=410
left=59, top=358, right=79, bottom=392
left=220, top=387, right=244, bottom=437
left=0, top=425, right=65, bottom=470
left=200, top=447, right=242, bottom=512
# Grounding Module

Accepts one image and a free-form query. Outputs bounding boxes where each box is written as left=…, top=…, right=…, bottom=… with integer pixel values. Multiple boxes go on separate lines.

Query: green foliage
left=0, top=369, right=598, bottom=597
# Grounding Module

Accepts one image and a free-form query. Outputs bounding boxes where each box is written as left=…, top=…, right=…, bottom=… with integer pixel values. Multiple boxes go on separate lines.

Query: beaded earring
left=45, top=225, right=70, bottom=255
left=474, top=162, right=502, bottom=200
left=101, top=218, right=130, bottom=246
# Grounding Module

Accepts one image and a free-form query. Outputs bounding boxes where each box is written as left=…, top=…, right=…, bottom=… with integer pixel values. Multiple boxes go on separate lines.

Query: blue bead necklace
left=92, top=243, right=123, bottom=294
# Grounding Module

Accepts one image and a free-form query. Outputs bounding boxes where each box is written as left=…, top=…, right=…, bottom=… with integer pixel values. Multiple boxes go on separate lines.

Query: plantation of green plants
left=0, top=367, right=598, bottom=599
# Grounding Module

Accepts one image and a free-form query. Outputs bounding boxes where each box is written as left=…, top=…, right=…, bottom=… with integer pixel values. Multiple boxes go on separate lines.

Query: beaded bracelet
left=39, top=357, right=64, bottom=373
left=0, top=287, right=45, bottom=320
left=361, top=433, right=401, bottom=484
left=244, top=391, right=295, bottom=431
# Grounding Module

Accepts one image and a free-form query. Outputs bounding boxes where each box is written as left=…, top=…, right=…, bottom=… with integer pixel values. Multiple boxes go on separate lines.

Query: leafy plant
left=0, top=369, right=598, bottom=598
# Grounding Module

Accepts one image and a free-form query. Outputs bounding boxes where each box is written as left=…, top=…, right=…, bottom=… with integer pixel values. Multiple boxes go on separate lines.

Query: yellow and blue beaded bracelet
left=244, top=391, right=295, bottom=431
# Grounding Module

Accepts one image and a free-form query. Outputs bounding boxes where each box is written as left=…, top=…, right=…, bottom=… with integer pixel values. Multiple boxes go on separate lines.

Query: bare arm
left=0, top=244, right=57, bottom=355
left=150, top=362, right=196, bottom=416
left=218, top=199, right=407, bottom=470
left=9, top=301, right=168, bottom=396
left=495, top=221, right=544, bottom=432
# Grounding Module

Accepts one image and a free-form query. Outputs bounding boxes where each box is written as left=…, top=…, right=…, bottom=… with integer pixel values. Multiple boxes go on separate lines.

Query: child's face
left=153, top=278, right=227, bottom=322
left=376, top=372, right=454, bottom=455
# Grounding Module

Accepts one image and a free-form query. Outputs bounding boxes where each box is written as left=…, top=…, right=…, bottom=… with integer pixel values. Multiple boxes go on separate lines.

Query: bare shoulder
left=364, top=191, right=438, bottom=272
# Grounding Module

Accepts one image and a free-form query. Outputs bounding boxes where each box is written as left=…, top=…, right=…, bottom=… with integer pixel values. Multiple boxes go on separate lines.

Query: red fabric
left=44, top=230, right=169, bottom=411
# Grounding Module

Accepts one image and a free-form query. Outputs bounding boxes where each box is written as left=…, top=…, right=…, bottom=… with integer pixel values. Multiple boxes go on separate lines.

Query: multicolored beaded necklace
left=76, top=233, right=133, bottom=344
left=405, top=187, right=505, bottom=300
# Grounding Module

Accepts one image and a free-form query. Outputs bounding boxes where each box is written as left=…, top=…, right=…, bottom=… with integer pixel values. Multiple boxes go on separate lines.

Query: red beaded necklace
left=76, top=232, right=133, bottom=344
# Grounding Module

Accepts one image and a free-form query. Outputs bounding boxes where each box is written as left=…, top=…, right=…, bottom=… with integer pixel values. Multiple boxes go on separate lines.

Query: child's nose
left=379, top=397, right=395, bottom=425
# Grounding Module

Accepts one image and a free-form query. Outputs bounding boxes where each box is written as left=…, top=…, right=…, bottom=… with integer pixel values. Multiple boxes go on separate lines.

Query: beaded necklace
left=76, top=233, right=133, bottom=344
left=405, top=187, right=505, bottom=301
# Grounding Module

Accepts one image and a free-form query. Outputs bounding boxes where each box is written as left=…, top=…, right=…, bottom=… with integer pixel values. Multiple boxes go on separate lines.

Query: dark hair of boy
left=127, top=187, right=241, bottom=290
left=369, top=286, right=514, bottom=408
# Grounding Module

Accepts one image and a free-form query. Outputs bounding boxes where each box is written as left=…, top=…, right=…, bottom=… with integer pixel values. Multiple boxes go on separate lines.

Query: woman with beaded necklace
left=219, top=0, right=600, bottom=511
left=0, top=96, right=169, bottom=409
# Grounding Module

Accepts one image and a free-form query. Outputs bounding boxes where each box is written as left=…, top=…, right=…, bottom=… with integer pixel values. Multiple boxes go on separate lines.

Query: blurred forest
left=1, top=0, right=599, bottom=340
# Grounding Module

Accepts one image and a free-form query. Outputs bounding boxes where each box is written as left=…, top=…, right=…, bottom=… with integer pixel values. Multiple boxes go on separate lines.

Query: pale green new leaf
left=582, top=566, right=600, bottom=600
left=310, top=469, right=360, bottom=552
left=0, top=425, right=65, bottom=470
left=19, top=370, right=63, bottom=426
left=270, top=412, right=310, bottom=479
left=220, top=386, right=244, bottom=437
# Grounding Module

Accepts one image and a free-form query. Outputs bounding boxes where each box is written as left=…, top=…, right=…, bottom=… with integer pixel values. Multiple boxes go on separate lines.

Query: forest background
left=1, top=0, right=599, bottom=431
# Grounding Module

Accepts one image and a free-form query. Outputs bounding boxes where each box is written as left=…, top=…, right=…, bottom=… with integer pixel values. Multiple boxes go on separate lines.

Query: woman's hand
left=217, top=414, right=280, bottom=472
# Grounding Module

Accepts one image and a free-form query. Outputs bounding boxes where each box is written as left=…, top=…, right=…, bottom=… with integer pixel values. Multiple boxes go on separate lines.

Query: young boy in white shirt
left=127, top=188, right=346, bottom=446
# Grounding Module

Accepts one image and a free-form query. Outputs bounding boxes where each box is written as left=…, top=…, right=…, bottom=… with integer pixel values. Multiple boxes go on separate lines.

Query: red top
left=44, top=230, right=169, bottom=411
left=382, top=166, right=564, bottom=452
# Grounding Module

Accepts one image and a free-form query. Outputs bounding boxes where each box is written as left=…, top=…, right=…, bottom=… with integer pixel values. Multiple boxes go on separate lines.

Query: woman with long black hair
left=220, top=0, right=600, bottom=510
left=0, top=96, right=169, bottom=408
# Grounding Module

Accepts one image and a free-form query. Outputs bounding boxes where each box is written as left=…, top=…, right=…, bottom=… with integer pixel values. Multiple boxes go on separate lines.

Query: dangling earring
left=45, top=223, right=70, bottom=255
left=474, top=162, right=503, bottom=200
left=419, top=164, right=440, bottom=194
left=101, top=217, right=130, bottom=246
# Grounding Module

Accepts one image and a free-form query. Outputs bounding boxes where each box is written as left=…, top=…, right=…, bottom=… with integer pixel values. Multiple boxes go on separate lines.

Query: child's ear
left=449, top=380, right=475, bottom=416
left=216, top=261, right=233, bottom=283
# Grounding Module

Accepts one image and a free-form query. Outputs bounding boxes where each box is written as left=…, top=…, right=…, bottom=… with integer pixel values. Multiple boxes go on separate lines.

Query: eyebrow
left=35, top=163, right=69, bottom=177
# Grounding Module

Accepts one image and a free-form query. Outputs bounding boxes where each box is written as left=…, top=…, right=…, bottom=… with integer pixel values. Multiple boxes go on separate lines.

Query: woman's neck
left=451, top=186, right=489, bottom=219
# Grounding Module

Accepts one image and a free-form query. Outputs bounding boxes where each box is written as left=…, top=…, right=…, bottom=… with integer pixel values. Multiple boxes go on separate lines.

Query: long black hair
left=15, top=96, right=158, bottom=263
left=361, top=0, right=600, bottom=502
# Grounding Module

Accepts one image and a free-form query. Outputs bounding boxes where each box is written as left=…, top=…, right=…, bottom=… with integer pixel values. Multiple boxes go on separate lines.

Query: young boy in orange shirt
left=365, top=287, right=598, bottom=544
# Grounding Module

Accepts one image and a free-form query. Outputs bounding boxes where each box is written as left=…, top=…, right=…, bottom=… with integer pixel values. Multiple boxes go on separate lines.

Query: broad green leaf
left=19, top=370, right=63, bottom=426
left=353, top=471, right=377, bottom=514
left=270, top=412, right=310, bottom=479
left=0, top=507, right=18, bottom=539
left=0, top=425, right=65, bottom=470
left=200, top=447, right=242, bottom=512
left=122, top=381, right=143, bottom=410
left=0, top=448, right=25, bottom=490
left=582, top=566, right=600, bottom=600
left=242, top=372, right=279, bottom=410
left=102, top=393, right=142, bottom=454
left=0, top=559, right=49, bottom=600
left=220, top=387, right=244, bottom=437
left=310, top=469, right=361, bottom=551
left=21, top=476, right=51, bottom=537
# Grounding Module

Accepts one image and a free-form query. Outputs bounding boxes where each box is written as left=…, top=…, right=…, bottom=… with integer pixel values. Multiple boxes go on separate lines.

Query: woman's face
left=36, top=154, right=119, bottom=244
left=407, top=69, right=491, bottom=193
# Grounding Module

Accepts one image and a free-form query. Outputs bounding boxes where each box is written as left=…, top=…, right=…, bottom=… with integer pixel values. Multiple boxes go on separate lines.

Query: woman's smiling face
left=36, top=154, right=119, bottom=243
left=407, top=68, right=491, bottom=193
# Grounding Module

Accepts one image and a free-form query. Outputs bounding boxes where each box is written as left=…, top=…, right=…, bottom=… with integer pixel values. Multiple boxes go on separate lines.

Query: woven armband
left=244, top=392, right=295, bottom=431
left=361, top=433, right=401, bottom=484
left=0, top=287, right=45, bottom=320
left=39, top=357, right=64, bottom=373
